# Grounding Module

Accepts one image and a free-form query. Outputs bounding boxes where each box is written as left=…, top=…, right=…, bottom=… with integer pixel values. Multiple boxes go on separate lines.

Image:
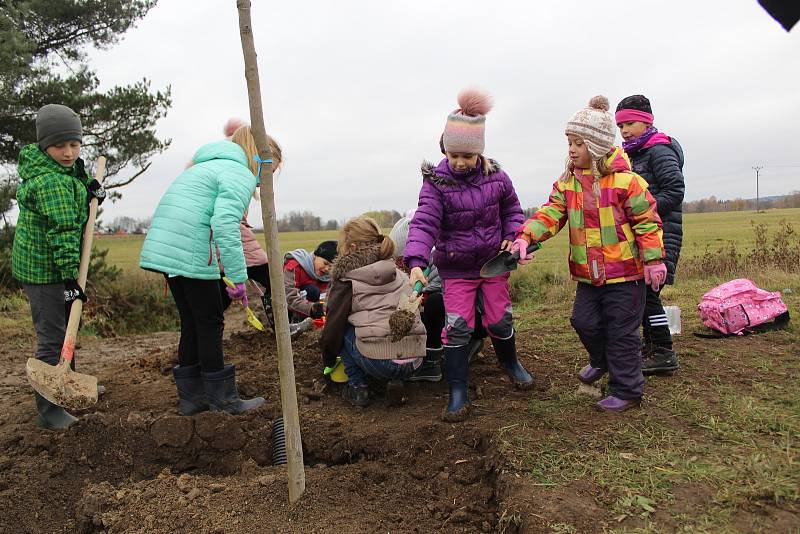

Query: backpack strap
left=693, top=310, right=790, bottom=338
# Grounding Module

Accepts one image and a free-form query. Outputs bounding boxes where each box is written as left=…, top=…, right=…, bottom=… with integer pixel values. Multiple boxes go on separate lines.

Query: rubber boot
left=441, top=345, right=470, bottom=422
left=202, top=364, right=265, bottom=415
left=466, top=337, right=484, bottom=363
left=172, top=364, right=209, bottom=416
left=34, top=392, right=78, bottom=430
left=492, top=334, right=534, bottom=390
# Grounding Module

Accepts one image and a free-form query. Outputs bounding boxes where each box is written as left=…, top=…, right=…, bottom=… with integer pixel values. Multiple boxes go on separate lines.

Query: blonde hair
left=338, top=216, right=394, bottom=259
left=230, top=125, right=283, bottom=176
left=559, top=149, right=614, bottom=196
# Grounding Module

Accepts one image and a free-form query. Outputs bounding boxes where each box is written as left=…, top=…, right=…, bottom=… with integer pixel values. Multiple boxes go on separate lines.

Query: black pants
left=220, top=264, right=271, bottom=311
left=570, top=281, right=646, bottom=400
left=420, top=291, right=487, bottom=350
left=168, top=276, right=225, bottom=372
left=642, top=286, right=672, bottom=348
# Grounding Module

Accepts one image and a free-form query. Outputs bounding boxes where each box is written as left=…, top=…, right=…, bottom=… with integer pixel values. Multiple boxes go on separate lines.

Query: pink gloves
left=511, top=238, right=533, bottom=265
left=644, top=262, right=667, bottom=291
left=226, top=282, right=249, bottom=308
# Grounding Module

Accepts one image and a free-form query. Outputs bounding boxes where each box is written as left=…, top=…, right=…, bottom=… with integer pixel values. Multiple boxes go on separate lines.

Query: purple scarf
left=622, top=126, right=658, bottom=154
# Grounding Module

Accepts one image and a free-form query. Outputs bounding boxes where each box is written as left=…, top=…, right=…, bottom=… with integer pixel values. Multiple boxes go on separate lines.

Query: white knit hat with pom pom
left=442, top=88, right=493, bottom=154
left=565, top=96, right=617, bottom=159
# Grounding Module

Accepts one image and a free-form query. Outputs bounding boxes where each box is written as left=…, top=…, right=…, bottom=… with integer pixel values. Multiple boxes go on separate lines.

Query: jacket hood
left=192, top=140, right=249, bottom=169
left=18, top=144, right=76, bottom=182
left=420, top=157, right=501, bottom=186
left=332, top=244, right=395, bottom=285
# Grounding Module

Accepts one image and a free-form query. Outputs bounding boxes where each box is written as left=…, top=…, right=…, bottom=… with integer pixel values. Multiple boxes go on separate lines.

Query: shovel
left=223, top=276, right=265, bottom=331
left=26, top=156, right=106, bottom=411
left=479, top=242, right=542, bottom=278
left=397, top=266, right=432, bottom=314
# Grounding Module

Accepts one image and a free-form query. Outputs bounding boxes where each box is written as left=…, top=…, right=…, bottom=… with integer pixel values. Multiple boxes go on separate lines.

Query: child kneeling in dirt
left=320, top=217, right=426, bottom=407
left=283, top=240, right=336, bottom=322
left=515, top=96, right=665, bottom=412
left=140, top=124, right=266, bottom=416
left=12, top=104, right=106, bottom=429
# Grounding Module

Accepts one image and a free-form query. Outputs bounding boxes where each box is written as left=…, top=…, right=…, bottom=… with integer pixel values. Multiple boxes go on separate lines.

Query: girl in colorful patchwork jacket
left=404, top=88, right=532, bottom=423
left=515, top=96, right=665, bottom=412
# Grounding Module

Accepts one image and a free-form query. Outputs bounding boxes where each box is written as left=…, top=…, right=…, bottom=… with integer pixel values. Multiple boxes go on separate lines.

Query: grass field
left=98, top=208, right=800, bottom=277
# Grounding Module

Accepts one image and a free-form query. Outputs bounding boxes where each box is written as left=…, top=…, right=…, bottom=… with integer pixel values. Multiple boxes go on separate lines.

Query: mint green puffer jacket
left=139, top=141, right=256, bottom=282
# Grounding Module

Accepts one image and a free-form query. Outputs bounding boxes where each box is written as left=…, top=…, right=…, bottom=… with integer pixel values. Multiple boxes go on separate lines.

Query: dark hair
left=616, top=94, right=652, bottom=114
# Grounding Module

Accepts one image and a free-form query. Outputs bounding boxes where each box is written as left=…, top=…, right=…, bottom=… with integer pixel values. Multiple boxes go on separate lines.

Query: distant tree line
left=684, top=192, right=800, bottom=213
left=274, top=209, right=404, bottom=232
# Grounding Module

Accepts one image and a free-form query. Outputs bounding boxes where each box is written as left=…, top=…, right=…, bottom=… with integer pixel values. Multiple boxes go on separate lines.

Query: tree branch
left=105, top=162, right=150, bottom=189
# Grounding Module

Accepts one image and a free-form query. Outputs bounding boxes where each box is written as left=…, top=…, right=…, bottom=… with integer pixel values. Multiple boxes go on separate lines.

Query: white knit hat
left=565, top=96, right=616, bottom=159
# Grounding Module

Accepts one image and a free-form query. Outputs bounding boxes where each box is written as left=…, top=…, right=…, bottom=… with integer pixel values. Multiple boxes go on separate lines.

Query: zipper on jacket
left=207, top=229, right=214, bottom=266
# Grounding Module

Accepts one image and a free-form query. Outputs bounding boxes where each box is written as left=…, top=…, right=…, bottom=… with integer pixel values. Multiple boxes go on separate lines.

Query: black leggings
left=642, top=286, right=672, bottom=348
left=168, top=276, right=225, bottom=372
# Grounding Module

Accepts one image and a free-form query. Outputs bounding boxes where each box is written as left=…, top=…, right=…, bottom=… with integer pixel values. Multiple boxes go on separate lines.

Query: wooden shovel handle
left=61, top=156, right=106, bottom=364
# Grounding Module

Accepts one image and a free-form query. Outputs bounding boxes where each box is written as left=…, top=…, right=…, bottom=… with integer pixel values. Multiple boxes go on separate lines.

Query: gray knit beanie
left=389, top=217, right=411, bottom=259
left=36, top=104, right=83, bottom=150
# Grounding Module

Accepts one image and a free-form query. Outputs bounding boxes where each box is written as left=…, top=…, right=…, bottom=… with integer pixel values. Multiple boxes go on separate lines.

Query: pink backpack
left=697, top=279, right=789, bottom=336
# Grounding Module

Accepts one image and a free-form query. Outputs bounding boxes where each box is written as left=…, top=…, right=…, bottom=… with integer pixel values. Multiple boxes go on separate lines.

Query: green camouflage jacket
left=12, top=144, right=89, bottom=284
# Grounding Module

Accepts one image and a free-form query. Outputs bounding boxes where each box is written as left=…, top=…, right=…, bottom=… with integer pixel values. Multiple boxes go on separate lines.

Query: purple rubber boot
left=596, top=395, right=640, bottom=413
left=578, top=365, right=606, bottom=384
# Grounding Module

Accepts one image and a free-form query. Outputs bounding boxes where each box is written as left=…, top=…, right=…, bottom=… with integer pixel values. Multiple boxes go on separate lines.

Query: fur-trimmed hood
left=332, top=243, right=388, bottom=280
left=421, top=157, right=501, bottom=186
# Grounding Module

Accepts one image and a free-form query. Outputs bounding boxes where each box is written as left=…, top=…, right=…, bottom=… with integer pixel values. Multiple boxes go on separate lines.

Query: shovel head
left=480, top=243, right=541, bottom=278
left=26, top=358, right=98, bottom=410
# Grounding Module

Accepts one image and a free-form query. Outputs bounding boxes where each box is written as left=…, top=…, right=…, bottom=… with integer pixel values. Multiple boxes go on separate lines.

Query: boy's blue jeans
left=340, top=326, right=415, bottom=387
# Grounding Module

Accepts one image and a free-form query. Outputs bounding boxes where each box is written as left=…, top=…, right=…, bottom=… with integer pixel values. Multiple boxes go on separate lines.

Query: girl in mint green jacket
left=139, top=125, right=265, bottom=416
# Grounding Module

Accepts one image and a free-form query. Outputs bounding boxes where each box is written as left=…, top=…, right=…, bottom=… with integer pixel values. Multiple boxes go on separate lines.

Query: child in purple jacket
left=404, top=88, right=533, bottom=422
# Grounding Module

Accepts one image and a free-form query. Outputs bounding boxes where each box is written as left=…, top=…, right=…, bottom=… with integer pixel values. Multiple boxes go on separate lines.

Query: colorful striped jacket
left=519, top=148, right=664, bottom=286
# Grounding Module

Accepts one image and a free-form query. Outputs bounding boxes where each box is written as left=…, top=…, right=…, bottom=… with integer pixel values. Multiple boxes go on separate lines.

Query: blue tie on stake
left=253, top=154, right=273, bottom=185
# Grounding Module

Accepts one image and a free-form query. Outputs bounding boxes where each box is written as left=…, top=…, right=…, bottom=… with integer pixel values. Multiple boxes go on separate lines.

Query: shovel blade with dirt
left=479, top=242, right=541, bottom=278
left=25, top=156, right=106, bottom=411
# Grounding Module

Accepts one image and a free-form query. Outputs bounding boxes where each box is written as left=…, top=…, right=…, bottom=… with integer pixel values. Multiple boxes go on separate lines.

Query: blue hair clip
left=253, top=154, right=273, bottom=185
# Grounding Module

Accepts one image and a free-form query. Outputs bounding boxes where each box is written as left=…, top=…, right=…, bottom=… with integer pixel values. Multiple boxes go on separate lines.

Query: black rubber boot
left=202, top=364, right=265, bottom=415
left=442, top=345, right=470, bottom=422
left=466, top=337, right=485, bottom=363
left=35, top=392, right=78, bottom=430
left=172, top=364, right=209, bottom=416
left=409, top=347, right=443, bottom=382
left=492, top=334, right=534, bottom=390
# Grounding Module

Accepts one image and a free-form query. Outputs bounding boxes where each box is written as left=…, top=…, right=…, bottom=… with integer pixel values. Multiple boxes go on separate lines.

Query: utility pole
left=752, top=165, right=763, bottom=213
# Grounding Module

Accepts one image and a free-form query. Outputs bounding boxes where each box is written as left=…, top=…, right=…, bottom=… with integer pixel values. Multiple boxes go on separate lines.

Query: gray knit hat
left=36, top=104, right=83, bottom=150
left=389, top=217, right=410, bottom=259
left=565, top=96, right=616, bottom=160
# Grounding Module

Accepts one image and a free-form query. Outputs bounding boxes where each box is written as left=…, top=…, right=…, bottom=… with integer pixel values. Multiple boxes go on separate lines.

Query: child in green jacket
left=12, top=104, right=106, bottom=430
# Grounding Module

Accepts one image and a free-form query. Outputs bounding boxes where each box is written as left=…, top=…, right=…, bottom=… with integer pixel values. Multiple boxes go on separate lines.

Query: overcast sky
left=86, top=0, right=799, bottom=227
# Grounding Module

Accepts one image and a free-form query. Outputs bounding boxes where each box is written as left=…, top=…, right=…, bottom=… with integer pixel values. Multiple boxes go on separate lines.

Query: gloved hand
left=643, top=262, right=667, bottom=291
left=64, top=279, right=87, bottom=304
left=87, top=179, right=106, bottom=206
left=226, top=282, right=248, bottom=308
left=511, top=237, right=533, bottom=265
left=310, top=302, right=325, bottom=319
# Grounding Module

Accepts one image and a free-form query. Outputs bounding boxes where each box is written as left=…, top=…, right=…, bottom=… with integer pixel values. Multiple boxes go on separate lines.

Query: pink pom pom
left=457, top=88, right=493, bottom=117
left=223, top=118, right=247, bottom=139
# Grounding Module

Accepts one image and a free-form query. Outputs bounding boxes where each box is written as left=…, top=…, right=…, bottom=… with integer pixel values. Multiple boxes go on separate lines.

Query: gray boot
left=202, top=364, right=265, bottom=415
left=35, top=392, right=78, bottom=430
left=173, top=364, right=210, bottom=416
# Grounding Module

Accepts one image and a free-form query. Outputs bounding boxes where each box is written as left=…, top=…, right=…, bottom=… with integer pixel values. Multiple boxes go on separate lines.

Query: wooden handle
left=61, top=156, right=106, bottom=364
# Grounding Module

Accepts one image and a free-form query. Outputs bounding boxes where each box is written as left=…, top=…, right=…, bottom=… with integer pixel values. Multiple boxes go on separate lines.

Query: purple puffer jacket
left=404, top=157, right=523, bottom=279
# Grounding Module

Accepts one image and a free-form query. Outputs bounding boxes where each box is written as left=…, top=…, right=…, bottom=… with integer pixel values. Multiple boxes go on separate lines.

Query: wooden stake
left=236, top=0, right=305, bottom=503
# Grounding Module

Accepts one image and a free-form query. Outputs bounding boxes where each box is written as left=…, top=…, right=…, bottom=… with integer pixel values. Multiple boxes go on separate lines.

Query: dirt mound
left=0, top=317, right=523, bottom=533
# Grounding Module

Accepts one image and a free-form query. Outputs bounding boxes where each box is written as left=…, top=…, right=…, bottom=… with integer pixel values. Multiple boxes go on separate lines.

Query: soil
left=0, top=307, right=797, bottom=533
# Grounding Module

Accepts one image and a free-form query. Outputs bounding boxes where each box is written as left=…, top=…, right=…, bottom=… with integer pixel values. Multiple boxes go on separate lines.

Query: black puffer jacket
left=629, top=139, right=685, bottom=284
